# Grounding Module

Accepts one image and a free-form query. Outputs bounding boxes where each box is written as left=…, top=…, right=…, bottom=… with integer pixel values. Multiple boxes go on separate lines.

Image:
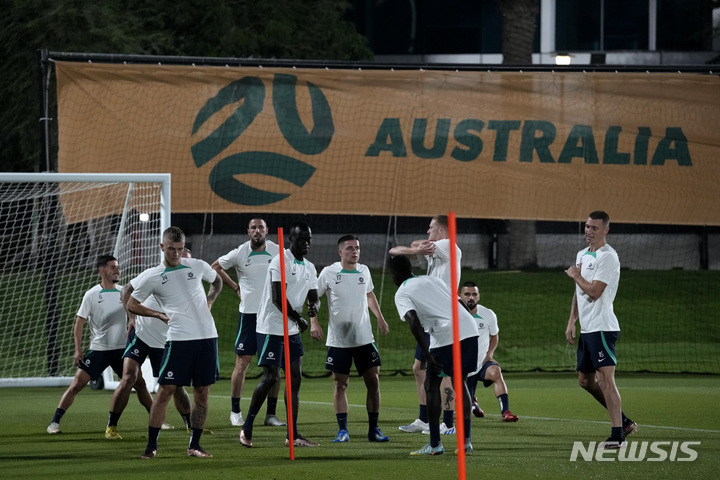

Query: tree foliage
left=0, top=0, right=372, bottom=172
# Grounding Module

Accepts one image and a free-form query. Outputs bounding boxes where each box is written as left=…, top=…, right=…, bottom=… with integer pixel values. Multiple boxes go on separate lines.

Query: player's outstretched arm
left=389, top=240, right=435, bottom=257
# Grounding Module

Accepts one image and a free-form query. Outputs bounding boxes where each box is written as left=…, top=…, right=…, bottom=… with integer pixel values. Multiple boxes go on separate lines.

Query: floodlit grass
left=2, top=373, right=718, bottom=479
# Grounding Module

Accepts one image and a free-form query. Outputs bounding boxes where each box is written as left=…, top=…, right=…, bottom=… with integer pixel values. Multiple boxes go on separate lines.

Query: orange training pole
left=448, top=212, right=466, bottom=478
left=278, top=228, right=295, bottom=460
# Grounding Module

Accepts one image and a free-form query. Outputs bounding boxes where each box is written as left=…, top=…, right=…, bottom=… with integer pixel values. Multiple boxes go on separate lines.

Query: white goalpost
left=0, top=173, right=170, bottom=389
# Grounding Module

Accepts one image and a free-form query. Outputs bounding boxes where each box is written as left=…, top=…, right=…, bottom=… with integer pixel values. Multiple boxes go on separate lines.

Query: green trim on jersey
left=472, top=313, right=483, bottom=319
left=248, top=250, right=272, bottom=257
left=162, top=264, right=191, bottom=274
left=293, top=259, right=305, bottom=265
left=401, top=275, right=417, bottom=287
left=339, top=268, right=360, bottom=274
left=582, top=250, right=598, bottom=259
left=100, top=288, right=120, bottom=293
left=600, top=332, right=617, bottom=364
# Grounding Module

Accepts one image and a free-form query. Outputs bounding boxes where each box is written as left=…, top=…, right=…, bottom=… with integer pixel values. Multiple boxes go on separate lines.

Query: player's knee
left=486, top=365, right=502, bottom=381
left=69, top=382, right=85, bottom=394
left=235, top=355, right=251, bottom=372
left=262, top=372, right=279, bottom=386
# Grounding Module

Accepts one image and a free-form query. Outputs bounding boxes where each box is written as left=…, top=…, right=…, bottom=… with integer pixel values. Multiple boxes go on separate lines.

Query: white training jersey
left=256, top=249, right=318, bottom=336
left=426, top=238, right=462, bottom=290
left=76, top=284, right=127, bottom=351
left=394, top=275, right=478, bottom=349
left=470, top=304, right=499, bottom=375
left=575, top=243, right=621, bottom=333
left=131, top=292, right=168, bottom=349
left=131, top=258, right=218, bottom=341
left=317, top=262, right=375, bottom=348
left=217, top=240, right=279, bottom=313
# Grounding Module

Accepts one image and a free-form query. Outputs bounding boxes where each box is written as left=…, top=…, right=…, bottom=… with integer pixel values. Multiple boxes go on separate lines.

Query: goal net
left=0, top=173, right=170, bottom=387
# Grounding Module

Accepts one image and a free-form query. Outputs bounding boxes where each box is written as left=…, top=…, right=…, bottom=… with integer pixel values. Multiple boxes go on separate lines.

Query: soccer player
left=47, top=255, right=152, bottom=434
left=460, top=281, right=518, bottom=422
left=390, top=255, right=478, bottom=456
left=311, top=234, right=390, bottom=443
left=105, top=248, right=196, bottom=440
left=565, top=210, right=638, bottom=449
left=389, top=215, right=463, bottom=434
left=239, top=222, right=320, bottom=448
left=211, top=217, right=285, bottom=427
left=126, top=226, right=223, bottom=459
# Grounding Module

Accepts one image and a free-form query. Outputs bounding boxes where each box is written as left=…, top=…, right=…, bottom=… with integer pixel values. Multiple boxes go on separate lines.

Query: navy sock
left=231, top=397, right=241, bottom=413
left=443, top=410, right=454, bottom=428
left=464, top=418, right=471, bottom=442
left=611, top=426, right=623, bottom=441
left=368, top=411, right=379, bottom=430
left=267, top=397, right=278, bottom=416
left=107, top=411, right=121, bottom=427
left=52, top=408, right=66, bottom=424
left=498, top=393, right=509, bottom=413
left=418, top=404, right=428, bottom=423
left=337, top=412, right=348, bottom=430
left=189, top=428, right=203, bottom=449
left=621, top=412, right=630, bottom=424
left=147, top=426, right=161, bottom=451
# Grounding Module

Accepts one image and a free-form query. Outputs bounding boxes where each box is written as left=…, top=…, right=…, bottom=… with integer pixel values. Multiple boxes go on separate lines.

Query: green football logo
left=191, top=74, right=334, bottom=205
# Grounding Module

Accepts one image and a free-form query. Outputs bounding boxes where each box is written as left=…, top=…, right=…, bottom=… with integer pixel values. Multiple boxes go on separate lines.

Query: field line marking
left=517, top=415, right=720, bottom=433
left=209, top=395, right=719, bottom=433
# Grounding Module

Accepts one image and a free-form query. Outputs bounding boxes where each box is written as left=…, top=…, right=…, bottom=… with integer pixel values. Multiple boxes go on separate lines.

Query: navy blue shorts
left=414, top=332, right=432, bottom=362
left=257, top=333, right=304, bottom=367
left=79, top=349, right=124, bottom=380
left=123, top=328, right=165, bottom=376
left=235, top=313, right=258, bottom=356
left=478, top=360, right=500, bottom=388
left=325, top=343, right=382, bottom=376
left=576, top=331, right=619, bottom=373
left=428, top=336, right=479, bottom=378
left=157, top=338, right=219, bottom=387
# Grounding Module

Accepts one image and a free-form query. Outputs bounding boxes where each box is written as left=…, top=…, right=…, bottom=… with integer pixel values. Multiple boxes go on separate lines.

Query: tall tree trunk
left=496, top=0, right=539, bottom=268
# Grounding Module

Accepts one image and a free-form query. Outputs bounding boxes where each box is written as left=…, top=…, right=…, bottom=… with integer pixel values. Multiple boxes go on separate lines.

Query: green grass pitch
left=2, top=373, right=718, bottom=479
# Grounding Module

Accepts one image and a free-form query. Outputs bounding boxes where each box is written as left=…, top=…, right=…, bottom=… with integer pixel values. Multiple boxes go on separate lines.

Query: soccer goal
left=0, top=173, right=170, bottom=388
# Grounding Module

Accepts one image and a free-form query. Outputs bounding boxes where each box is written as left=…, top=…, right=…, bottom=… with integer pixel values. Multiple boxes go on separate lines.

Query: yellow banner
left=56, top=62, right=720, bottom=225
